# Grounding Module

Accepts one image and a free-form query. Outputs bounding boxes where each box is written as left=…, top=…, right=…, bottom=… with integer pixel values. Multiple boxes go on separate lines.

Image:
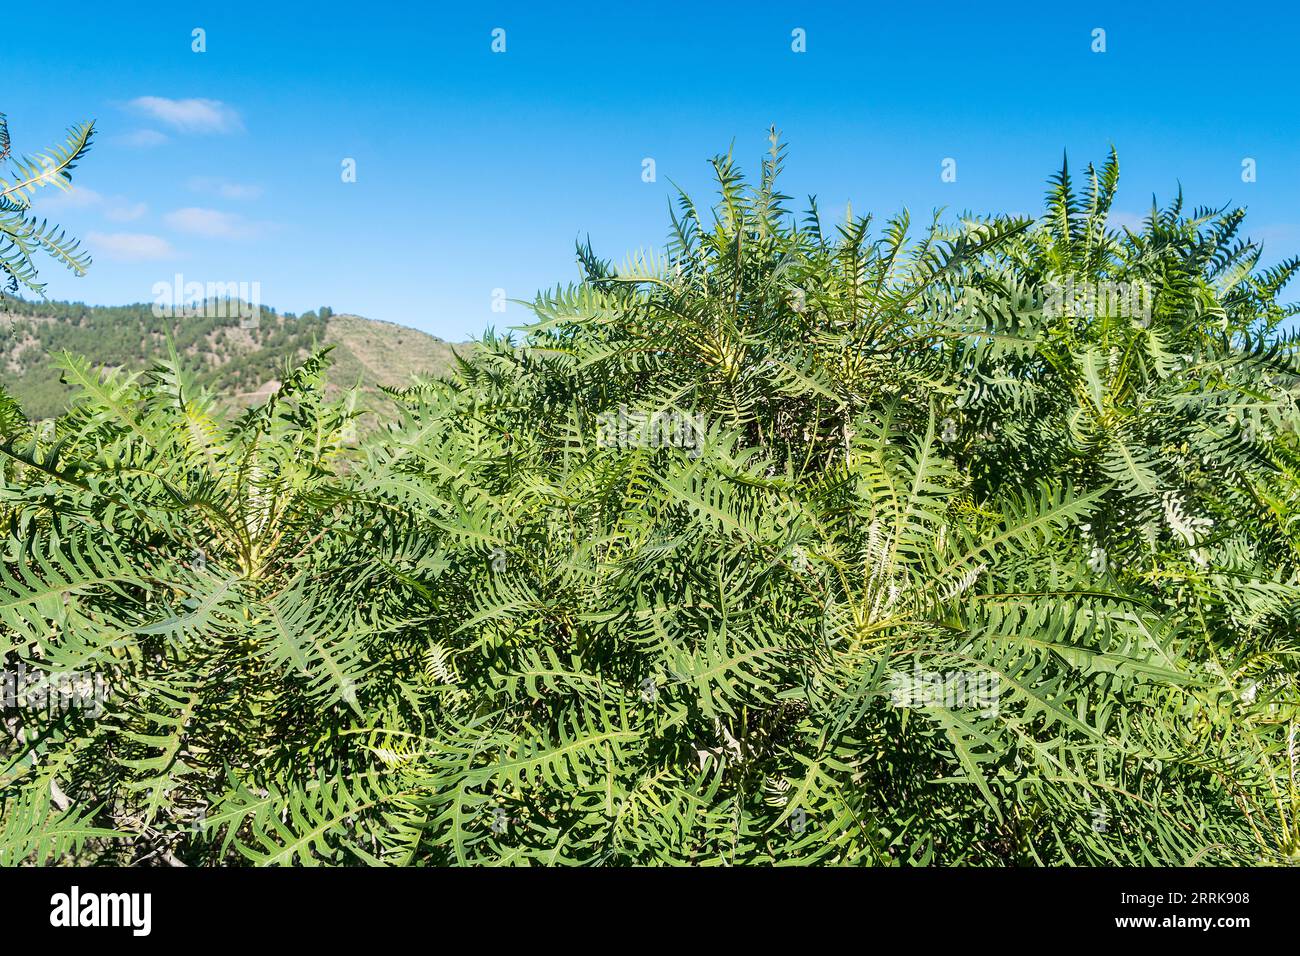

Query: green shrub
left=1, top=136, right=1298, bottom=866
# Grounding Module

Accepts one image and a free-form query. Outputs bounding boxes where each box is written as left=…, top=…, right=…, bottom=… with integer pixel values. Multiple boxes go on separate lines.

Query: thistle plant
left=1, top=134, right=1297, bottom=866
left=0, top=113, right=95, bottom=297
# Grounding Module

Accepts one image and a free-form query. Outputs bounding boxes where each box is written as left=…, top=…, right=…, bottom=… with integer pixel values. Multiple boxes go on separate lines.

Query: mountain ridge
left=0, top=299, right=469, bottom=418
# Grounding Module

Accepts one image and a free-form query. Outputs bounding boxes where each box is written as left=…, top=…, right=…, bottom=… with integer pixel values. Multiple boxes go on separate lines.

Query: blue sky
left=9, top=1, right=1299, bottom=340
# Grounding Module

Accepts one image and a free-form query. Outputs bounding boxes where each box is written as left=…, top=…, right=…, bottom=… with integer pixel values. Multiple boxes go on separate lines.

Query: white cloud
left=1249, top=223, right=1300, bottom=248
left=221, top=183, right=261, bottom=200
left=105, top=200, right=148, bottom=222
left=164, top=206, right=263, bottom=240
left=1107, top=210, right=1147, bottom=233
left=87, top=232, right=176, bottom=262
left=39, top=186, right=103, bottom=210
left=40, top=187, right=147, bottom=222
left=188, top=177, right=263, bottom=201
left=127, top=97, right=242, bottom=134
left=117, top=129, right=168, bottom=148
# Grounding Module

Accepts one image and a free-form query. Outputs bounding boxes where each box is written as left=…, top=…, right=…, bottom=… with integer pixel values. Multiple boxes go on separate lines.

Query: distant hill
left=0, top=299, right=469, bottom=419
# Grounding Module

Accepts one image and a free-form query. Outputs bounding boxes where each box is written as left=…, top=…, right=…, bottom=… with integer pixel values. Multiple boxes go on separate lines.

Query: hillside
left=0, top=299, right=467, bottom=418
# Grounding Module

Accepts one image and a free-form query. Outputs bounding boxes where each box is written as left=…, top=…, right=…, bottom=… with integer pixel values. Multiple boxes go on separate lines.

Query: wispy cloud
left=187, top=177, right=264, bottom=201
left=127, top=97, right=242, bottom=134
left=117, top=129, right=168, bottom=148
left=164, top=206, right=265, bottom=240
left=40, top=187, right=148, bottom=222
left=87, top=232, right=177, bottom=262
left=1247, top=223, right=1300, bottom=249
left=38, top=186, right=102, bottom=211
left=1107, top=210, right=1147, bottom=232
left=104, top=201, right=149, bottom=223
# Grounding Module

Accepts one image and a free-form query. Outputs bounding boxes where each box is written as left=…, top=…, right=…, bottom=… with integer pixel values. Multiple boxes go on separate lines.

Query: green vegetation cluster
left=2, top=123, right=1299, bottom=866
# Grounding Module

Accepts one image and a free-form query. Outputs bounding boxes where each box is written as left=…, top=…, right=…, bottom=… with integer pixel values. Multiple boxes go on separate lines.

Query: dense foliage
left=2, top=133, right=1299, bottom=866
